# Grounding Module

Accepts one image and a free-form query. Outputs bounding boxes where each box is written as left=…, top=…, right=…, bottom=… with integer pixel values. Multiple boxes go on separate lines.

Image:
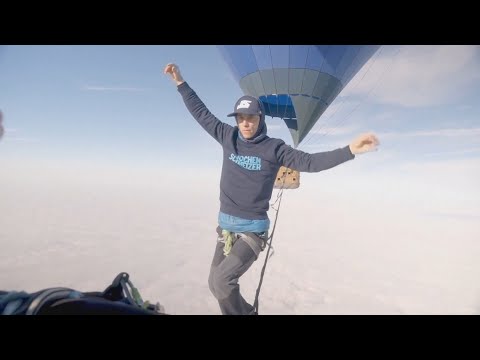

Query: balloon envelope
left=217, top=45, right=381, bottom=147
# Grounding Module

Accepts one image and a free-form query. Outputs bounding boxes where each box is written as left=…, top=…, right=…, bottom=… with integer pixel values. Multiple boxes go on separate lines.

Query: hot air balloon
left=217, top=45, right=381, bottom=148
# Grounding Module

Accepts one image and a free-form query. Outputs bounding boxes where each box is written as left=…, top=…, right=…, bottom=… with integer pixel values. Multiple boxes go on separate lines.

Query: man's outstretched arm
left=276, top=133, right=379, bottom=172
left=164, top=63, right=233, bottom=145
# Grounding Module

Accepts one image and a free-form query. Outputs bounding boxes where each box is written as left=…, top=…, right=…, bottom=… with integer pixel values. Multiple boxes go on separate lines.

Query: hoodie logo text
left=229, top=153, right=262, bottom=171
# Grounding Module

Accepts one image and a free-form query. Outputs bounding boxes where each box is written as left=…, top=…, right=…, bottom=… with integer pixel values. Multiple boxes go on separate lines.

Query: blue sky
left=1, top=45, right=480, bottom=185
left=2, top=45, right=480, bottom=163
left=0, top=45, right=245, bottom=170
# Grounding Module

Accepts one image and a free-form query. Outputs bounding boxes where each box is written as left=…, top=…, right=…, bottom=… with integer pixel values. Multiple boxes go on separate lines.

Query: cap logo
left=237, top=100, right=252, bottom=110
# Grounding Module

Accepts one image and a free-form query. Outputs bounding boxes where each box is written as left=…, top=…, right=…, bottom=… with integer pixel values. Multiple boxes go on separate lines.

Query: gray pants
left=208, top=227, right=266, bottom=315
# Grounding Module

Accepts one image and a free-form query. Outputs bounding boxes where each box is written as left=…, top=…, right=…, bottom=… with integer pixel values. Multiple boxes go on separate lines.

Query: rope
left=253, top=186, right=285, bottom=315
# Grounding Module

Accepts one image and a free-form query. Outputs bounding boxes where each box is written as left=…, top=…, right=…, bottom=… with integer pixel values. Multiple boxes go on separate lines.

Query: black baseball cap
left=227, top=95, right=263, bottom=117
